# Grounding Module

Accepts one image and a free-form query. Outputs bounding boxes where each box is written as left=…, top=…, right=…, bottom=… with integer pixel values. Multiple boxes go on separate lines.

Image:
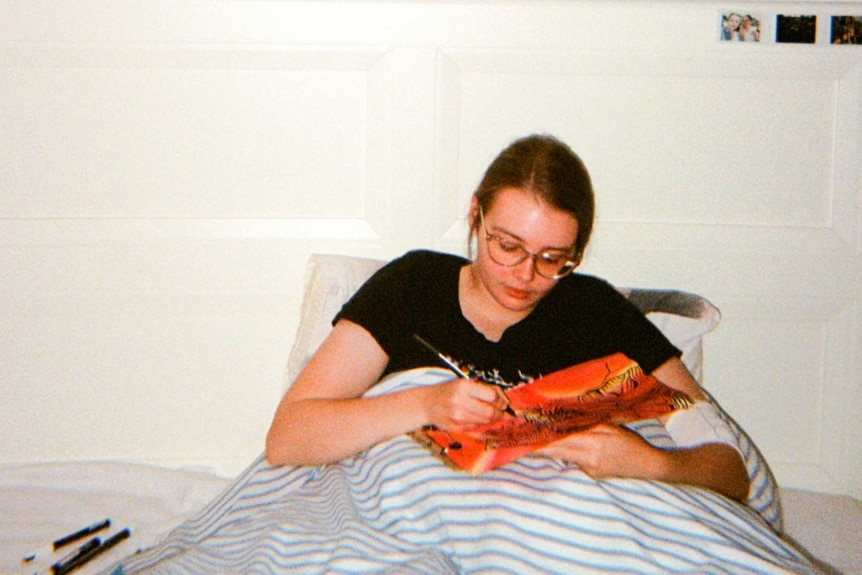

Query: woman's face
left=472, top=187, right=579, bottom=315
left=728, top=14, right=741, bottom=30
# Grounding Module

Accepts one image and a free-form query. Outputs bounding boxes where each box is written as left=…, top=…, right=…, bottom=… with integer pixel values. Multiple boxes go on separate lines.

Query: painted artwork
left=414, top=352, right=692, bottom=475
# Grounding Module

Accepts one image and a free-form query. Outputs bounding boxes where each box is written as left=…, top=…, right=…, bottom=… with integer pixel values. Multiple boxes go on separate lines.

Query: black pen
left=50, top=537, right=101, bottom=574
left=22, top=519, right=111, bottom=563
left=413, top=334, right=516, bottom=416
left=53, top=519, right=111, bottom=549
left=53, top=528, right=130, bottom=575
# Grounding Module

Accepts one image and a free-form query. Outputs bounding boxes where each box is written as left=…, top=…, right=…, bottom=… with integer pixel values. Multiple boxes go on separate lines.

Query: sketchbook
left=413, top=352, right=692, bottom=475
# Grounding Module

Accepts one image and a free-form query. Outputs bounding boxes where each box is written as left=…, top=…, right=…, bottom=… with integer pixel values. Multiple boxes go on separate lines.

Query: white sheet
left=0, top=462, right=230, bottom=575
left=781, top=489, right=862, bottom=575
left=1, top=461, right=859, bottom=574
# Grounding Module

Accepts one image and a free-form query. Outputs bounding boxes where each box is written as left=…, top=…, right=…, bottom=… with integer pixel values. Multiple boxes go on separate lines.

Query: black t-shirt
left=335, top=250, right=680, bottom=387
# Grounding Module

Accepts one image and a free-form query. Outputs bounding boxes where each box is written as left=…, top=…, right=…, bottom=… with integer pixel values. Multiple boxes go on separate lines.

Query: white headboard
left=1, top=1, right=859, bottom=498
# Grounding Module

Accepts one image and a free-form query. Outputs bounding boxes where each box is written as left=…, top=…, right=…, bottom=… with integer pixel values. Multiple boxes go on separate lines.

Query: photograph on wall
left=775, top=15, right=817, bottom=44
left=720, top=12, right=762, bottom=42
left=831, top=16, right=860, bottom=44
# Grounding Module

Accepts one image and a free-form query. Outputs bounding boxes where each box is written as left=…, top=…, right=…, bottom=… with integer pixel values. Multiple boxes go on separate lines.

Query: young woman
left=266, top=134, right=749, bottom=502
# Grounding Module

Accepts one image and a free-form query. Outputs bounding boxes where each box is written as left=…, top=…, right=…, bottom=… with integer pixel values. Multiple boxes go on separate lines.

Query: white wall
left=1, top=1, right=860, bottom=500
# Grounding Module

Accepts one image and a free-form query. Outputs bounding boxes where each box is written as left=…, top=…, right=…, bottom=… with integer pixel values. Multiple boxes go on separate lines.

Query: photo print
left=831, top=16, right=860, bottom=44
left=776, top=15, right=817, bottom=44
left=720, top=12, right=762, bottom=42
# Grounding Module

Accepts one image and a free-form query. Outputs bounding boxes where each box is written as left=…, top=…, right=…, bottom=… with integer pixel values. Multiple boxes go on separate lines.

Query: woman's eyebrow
left=488, top=223, right=574, bottom=253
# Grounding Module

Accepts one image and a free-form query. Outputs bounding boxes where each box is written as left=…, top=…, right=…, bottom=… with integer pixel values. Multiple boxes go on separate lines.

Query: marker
left=52, top=519, right=111, bottom=549
left=53, top=528, right=130, bottom=575
left=50, top=537, right=101, bottom=574
left=412, top=334, right=516, bottom=416
left=22, top=519, right=111, bottom=563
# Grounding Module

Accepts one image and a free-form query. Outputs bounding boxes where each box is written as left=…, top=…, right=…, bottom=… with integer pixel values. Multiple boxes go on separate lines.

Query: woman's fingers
left=428, top=379, right=510, bottom=429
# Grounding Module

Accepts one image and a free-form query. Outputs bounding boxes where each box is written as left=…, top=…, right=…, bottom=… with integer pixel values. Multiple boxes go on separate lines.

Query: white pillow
left=285, top=254, right=386, bottom=388
left=284, top=254, right=720, bottom=388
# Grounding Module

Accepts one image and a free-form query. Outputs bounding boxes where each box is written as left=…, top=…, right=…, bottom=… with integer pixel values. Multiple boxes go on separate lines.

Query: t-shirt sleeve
left=622, top=309, right=681, bottom=373
left=569, top=278, right=682, bottom=375
left=333, top=251, right=430, bottom=358
left=608, top=291, right=682, bottom=374
left=332, top=252, right=416, bottom=358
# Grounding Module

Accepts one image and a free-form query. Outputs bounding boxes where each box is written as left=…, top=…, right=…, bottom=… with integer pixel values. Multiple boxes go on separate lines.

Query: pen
left=53, top=519, right=111, bottom=549
left=50, top=537, right=101, bottom=574
left=22, top=519, right=111, bottom=563
left=53, top=528, right=130, bottom=575
left=413, top=334, right=516, bottom=416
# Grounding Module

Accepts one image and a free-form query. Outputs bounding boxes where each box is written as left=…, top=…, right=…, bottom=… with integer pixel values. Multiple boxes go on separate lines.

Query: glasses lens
left=535, top=254, right=575, bottom=279
left=487, top=236, right=528, bottom=266
left=546, top=260, right=577, bottom=279
left=487, top=236, right=575, bottom=279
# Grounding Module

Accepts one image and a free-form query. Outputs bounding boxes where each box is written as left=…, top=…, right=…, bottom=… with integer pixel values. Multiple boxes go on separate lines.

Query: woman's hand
left=537, top=424, right=664, bottom=479
left=538, top=421, right=750, bottom=502
left=420, top=378, right=511, bottom=431
left=535, top=356, right=751, bottom=502
left=266, top=319, right=511, bottom=467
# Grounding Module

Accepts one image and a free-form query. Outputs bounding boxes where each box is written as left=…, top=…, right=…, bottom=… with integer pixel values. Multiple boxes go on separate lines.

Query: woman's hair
left=470, top=134, right=595, bottom=261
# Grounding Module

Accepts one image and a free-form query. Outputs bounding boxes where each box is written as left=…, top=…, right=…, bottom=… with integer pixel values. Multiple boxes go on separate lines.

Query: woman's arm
left=538, top=357, right=750, bottom=502
left=265, top=319, right=508, bottom=466
left=651, top=357, right=750, bottom=501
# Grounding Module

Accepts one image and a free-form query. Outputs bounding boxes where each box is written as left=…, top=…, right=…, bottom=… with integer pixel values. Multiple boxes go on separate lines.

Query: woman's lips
left=505, top=286, right=531, bottom=300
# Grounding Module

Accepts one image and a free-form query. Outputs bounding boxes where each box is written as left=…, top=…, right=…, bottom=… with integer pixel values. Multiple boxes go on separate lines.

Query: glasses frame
left=478, top=207, right=578, bottom=280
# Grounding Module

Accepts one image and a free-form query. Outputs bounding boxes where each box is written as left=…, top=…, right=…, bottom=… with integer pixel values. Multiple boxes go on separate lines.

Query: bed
left=3, top=254, right=860, bottom=575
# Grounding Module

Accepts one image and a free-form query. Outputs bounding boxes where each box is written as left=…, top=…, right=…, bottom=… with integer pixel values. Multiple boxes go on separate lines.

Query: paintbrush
left=413, top=333, right=516, bottom=416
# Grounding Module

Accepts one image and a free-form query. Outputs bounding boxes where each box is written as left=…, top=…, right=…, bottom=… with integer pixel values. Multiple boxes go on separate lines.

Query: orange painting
left=415, top=353, right=692, bottom=475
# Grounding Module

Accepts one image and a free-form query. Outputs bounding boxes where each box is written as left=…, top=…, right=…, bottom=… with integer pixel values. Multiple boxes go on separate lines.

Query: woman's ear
left=468, top=196, right=480, bottom=233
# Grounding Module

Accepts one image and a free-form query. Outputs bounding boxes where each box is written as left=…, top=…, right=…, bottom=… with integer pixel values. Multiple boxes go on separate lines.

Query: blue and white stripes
left=109, top=370, right=815, bottom=575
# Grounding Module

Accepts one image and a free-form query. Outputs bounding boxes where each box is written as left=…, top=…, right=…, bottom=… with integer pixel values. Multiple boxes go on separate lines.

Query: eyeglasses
left=479, top=207, right=578, bottom=280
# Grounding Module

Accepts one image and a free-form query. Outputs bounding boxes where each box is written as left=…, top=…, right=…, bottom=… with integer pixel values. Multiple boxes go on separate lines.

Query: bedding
left=1, top=462, right=230, bottom=575
left=105, top=367, right=816, bottom=574
left=2, top=254, right=858, bottom=574
left=2, top=460, right=857, bottom=575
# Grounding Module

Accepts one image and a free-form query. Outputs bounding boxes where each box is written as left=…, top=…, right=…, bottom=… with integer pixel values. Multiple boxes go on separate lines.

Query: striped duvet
left=109, top=369, right=819, bottom=575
